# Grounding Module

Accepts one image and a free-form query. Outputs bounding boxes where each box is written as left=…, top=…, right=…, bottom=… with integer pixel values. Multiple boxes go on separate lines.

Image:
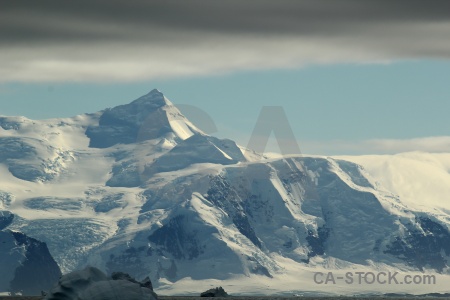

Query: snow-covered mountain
left=1, top=89, right=450, bottom=295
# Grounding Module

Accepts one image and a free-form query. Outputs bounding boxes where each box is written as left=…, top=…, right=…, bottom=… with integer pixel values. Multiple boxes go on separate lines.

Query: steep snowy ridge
left=1, top=90, right=450, bottom=295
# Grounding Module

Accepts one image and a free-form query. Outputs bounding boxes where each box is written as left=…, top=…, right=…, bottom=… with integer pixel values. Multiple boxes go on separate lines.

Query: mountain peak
left=85, top=89, right=202, bottom=148
left=145, top=88, right=163, bottom=99
left=149, top=88, right=161, bottom=94
left=131, top=89, right=173, bottom=108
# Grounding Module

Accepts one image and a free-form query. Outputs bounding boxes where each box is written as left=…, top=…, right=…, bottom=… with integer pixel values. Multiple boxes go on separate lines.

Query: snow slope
left=1, top=89, right=450, bottom=295
left=340, top=152, right=450, bottom=215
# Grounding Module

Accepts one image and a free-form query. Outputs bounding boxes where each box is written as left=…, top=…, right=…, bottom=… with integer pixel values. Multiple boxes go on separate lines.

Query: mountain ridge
left=1, top=89, right=450, bottom=295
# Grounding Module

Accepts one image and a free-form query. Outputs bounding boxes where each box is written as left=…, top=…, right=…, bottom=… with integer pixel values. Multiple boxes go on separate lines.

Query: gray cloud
left=1, top=0, right=450, bottom=82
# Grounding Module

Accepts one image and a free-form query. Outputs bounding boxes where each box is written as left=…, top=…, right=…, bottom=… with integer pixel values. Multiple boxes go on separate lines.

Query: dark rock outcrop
left=111, top=271, right=154, bottom=291
left=0, top=230, right=62, bottom=296
left=9, top=231, right=62, bottom=296
left=384, top=216, right=450, bottom=272
left=200, top=286, right=229, bottom=297
left=0, top=211, right=14, bottom=230
left=148, top=215, right=204, bottom=260
left=44, top=267, right=158, bottom=300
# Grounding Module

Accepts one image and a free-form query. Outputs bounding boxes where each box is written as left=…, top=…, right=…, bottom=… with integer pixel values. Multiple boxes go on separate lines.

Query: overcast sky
left=1, top=0, right=450, bottom=155
left=2, top=0, right=450, bottom=82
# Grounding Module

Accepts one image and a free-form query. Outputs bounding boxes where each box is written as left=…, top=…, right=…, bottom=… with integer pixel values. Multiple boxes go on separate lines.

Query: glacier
left=1, top=89, right=450, bottom=295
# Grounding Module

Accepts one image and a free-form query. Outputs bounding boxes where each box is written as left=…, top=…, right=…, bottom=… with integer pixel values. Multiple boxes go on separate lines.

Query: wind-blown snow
left=339, top=152, right=450, bottom=214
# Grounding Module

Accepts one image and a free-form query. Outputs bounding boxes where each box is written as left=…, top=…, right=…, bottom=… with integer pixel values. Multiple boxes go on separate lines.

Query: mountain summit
left=132, top=89, right=169, bottom=107
left=86, top=89, right=203, bottom=148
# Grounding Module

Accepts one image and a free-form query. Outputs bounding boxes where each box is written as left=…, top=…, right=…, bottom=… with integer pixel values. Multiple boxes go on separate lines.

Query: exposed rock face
left=111, top=271, right=154, bottom=291
left=44, top=267, right=158, bottom=300
left=201, top=286, right=229, bottom=297
left=0, top=211, right=14, bottom=230
left=0, top=230, right=62, bottom=296
left=141, top=277, right=154, bottom=291
left=85, top=89, right=200, bottom=148
left=148, top=215, right=204, bottom=260
left=384, top=216, right=450, bottom=272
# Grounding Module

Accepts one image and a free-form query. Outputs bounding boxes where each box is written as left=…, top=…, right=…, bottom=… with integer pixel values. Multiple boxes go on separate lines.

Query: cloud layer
left=301, top=136, right=450, bottom=155
left=2, top=0, right=450, bottom=82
